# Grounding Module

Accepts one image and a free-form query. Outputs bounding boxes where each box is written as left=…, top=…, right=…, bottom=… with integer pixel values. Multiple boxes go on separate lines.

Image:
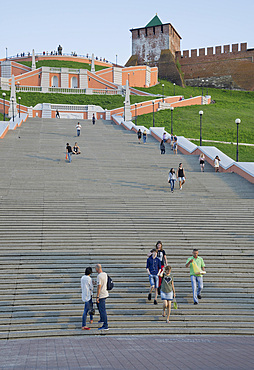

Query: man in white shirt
left=81, top=267, right=94, bottom=330
left=76, top=122, right=82, bottom=137
left=96, top=264, right=109, bottom=330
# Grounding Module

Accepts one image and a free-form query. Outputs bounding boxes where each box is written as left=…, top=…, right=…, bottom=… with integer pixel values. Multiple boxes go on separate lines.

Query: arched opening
left=71, top=76, right=78, bottom=88
left=52, top=76, right=59, bottom=87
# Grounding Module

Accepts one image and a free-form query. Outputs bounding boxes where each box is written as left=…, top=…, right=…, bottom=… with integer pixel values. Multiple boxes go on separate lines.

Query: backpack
left=107, top=275, right=114, bottom=291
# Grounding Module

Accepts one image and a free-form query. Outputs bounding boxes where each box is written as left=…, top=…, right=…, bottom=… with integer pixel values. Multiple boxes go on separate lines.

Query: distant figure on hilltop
left=57, top=45, right=63, bottom=55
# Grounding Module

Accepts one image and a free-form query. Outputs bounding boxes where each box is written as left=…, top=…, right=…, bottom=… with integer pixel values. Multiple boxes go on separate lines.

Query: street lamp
left=11, top=97, right=14, bottom=121
left=199, top=110, right=203, bottom=146
left=170, top=107, right=174, bottom=135
left=135, top=103, right=137, bottom=125
left=2, top=93, right=6, bottom=121
left=235, top=118, right=241, bottom=162
left=173, top=83, right=176, bottom=96
left=18, top=96, right=21, bottom=118
left=201, top=79, right=204, bottom=97
left=116, top=54, right=117, bottom=66
left=162, top=84, right=165, bottom=102
left=123, top=101, right=125, bottom=121
left=152, top=100, right=155, bottom=127
left=206, top=79, right=208, bottom=96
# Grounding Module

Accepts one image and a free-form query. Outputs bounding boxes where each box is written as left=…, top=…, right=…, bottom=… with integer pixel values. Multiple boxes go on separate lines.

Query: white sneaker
left=180, top=186, right=182, bottom=190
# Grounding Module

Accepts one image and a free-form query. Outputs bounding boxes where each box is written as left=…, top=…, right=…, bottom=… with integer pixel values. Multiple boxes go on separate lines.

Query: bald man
left=95, top=264, right=109, bottom=330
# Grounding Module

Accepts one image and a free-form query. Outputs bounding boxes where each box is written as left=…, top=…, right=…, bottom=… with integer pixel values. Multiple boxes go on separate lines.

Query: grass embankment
left=0, top=90, right=152, bottom=111
left=18, top=59, right=108, bottom=71
left=137, top=80, right=254, bottom=162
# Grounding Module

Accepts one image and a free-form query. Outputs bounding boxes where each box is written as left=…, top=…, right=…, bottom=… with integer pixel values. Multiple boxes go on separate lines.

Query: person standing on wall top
left=92, top=114, right=96, bottom=125
left=146, top=249, right=161, bottom=305
left=185, top=249, right=206, bottom=305
left=95, top=264, right=109, bottom=330
left=137, top=129, right=142, bottom=144
left=143, top=129, right=147, bottom=144
left=76, top=122, right=82, bottom=137
left=81, top=267, right=94, bottom=330
left=177, top=163, right=186, bottom=190
left=163, top=132, right=167, bottom=143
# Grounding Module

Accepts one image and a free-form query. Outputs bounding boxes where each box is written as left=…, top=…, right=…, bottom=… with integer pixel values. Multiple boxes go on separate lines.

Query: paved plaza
left=0, top=335, right=254, bottom=369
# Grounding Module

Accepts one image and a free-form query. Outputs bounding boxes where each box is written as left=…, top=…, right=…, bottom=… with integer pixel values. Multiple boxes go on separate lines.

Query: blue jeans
left=98, top=298, right=108, bottom=328
left=67, top=153, right=72, bottom=163
left=143, top=136, right=146, bottom=143
left=170, top=179, right=176, bottom=191
left=191, top=275, right=203, bottom=303
left=149, top=275, right=159, bottom=289
left=82, top=298, right=93, bottom=327
left=77, top=129, right=80, bottom=136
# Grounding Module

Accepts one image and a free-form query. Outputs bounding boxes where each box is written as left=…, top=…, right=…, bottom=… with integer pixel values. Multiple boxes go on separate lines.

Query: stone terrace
left=0, top=117, right=253, bottom=339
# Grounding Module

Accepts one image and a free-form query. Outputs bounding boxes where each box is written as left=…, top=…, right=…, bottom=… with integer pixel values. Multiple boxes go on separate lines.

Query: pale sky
left=1, top=0, right=254, bottom=65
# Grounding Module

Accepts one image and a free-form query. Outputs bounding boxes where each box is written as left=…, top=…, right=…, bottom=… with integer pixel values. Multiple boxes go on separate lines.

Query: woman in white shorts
left=159, top=266, right=176, bottom=323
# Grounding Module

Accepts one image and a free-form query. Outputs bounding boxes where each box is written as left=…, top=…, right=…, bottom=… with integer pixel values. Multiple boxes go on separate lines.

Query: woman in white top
left=214, top=155, right=220, bottom=172
left=168, top=168, right=177, bottom=193
left=81, top=267, right=94, bottom=330
left=199, top=154, right=205, bottom=172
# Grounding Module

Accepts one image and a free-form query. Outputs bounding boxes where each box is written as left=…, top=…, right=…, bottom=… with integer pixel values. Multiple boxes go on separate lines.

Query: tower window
left=161, top=25, right=163, bottom=33
left=138, top=30, right=140, bottom=38
left=153, top=27, right=155, bottom=35
left=145, top=28, right=147, bottom=37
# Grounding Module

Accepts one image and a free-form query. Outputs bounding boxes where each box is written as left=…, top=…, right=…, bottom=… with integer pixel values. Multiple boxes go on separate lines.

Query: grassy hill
left=137, top=80, right=254, bottom=161
left=18, top=59, right=108, bottom=71
left=0, top=90, right=152, bottom=111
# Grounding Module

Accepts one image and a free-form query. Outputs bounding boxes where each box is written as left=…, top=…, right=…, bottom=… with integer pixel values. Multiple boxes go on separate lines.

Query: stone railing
left=17, top=86, right=42, bottom=92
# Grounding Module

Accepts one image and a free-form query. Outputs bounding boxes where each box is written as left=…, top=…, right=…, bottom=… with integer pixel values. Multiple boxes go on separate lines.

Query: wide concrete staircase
left=0, top=117, right=253, bottom=339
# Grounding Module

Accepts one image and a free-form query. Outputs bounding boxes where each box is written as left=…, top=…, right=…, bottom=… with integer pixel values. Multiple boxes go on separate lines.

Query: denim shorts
left=149, top=275, right=159, bottom=288
left=161, top=290, right=173, bottom=301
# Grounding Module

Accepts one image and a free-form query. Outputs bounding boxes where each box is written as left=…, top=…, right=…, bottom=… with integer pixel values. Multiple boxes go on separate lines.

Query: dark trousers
left=161, top=149, right=165, bottom=154
left=98, top=298, right=108, bottom=328
left=82, top=298, right=93, bottom=327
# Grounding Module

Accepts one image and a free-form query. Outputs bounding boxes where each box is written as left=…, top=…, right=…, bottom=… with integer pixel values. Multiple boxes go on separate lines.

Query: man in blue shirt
left=146, top=249, right=161, bottom=305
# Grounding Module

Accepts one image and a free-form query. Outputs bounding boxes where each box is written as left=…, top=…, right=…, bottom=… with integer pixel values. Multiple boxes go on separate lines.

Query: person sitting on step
left=73, top=142, right=81, bottom=155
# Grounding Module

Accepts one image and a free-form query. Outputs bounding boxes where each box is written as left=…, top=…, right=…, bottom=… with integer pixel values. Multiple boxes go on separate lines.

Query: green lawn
left=0, top=90, right=152, bottom=111
left=137, top=80, right=254, bottom=161
left=18, top=59, right=108, bottom=71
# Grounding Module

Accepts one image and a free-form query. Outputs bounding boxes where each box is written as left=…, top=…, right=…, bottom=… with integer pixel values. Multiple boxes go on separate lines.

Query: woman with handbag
left=159, top=266, right=176, bottom=323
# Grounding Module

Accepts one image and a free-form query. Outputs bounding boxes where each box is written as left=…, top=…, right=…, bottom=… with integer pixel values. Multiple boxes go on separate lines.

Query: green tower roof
left=145, top=15, right=163, bottom=28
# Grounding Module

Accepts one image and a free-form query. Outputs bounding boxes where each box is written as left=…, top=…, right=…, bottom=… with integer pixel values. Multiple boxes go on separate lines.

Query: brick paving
left=0, top=335, right=253, bottom=369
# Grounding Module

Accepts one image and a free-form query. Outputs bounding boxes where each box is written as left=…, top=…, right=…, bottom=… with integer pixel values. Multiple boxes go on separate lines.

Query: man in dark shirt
left=146, top=249, right=161, bottom=305
left=66, top=143, right=74, bottom=163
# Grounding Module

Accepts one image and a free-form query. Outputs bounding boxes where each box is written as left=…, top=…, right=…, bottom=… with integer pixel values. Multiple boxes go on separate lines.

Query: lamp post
left=199, top=110, right=203, bottom=146
left=11, top=97, right=14, bottom=121
left=17, top=81, right=20, bottom=92
left=173, top=83, right=176, bottom=96
left=206, top=79, right=208, bottom=96
left=135, top=103, right=137, bottom=125
left=152, top=100, right=155, bottom=127
left=123, top=101, right=125, bottom=121
left=2, top=93, right=6, bottom=121
left=18, top=96, right=21, bottom=118
left=162, top=83, right=165, bottom=102
left=201, top=79, right=204, bottom=97
left=170, top=107, right=174, bottom=135
left=235, top=118, right=241, bottom=162
left=116, top=54, right=117, bottom=66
